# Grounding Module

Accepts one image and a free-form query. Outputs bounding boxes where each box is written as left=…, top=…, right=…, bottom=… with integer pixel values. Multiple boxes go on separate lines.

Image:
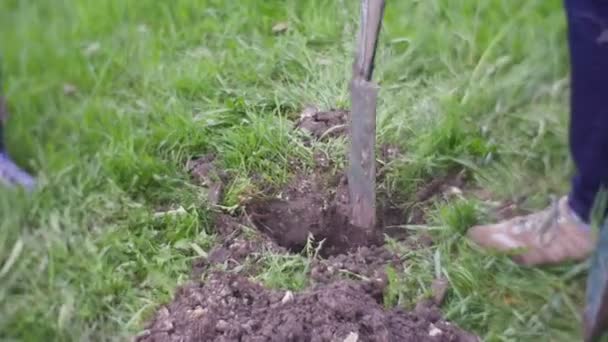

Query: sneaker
left=0, top=152, right=35, bottom=190
left=467, top=196, right=596, bottom=266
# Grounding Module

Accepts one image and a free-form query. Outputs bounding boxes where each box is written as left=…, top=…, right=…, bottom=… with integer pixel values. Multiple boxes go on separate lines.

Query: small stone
left=281, top=291, right=294, bottom=304
left=155, top=307, right=174, bottom=332
left=429, top=323, right=443, bottom=337
left=445, top=186, right=463, bottom=197
left=83, top=42, right=101, bottom=56
left=190, top=306, right=206, bottom=318
left=298, top=106, right=318, bottom=121
left=134, top=329, right=151, bottom=340
left=157, top=307, right=170, bottom=319
left=272, top=21, right=289, bottom=34
left=153, top=206, right=187, bottom=218
left=216, top=319, right=230, bottom=332
left=343, top=332, right=359, bottom=342
left=63, top=83, right=77, bottom=96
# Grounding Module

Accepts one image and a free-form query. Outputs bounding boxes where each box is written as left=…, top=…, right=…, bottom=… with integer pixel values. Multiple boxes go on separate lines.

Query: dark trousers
left=565, top=0, right=608, bottom=222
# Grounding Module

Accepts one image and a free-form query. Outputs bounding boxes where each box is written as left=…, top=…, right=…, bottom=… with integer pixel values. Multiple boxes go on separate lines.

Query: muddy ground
left=139, top=107, right=482, bottom=342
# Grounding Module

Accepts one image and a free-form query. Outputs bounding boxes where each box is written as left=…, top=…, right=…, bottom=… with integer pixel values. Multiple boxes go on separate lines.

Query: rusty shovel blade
left=347, top=0, right=385, bottom=231
left=584, top=220, right=608, bottom=341
left=349, top=79, right=378, bottom=230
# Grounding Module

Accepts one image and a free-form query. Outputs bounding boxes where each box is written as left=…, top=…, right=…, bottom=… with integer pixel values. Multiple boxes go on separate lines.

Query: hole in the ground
left=245, top=172, right=404, bottom=257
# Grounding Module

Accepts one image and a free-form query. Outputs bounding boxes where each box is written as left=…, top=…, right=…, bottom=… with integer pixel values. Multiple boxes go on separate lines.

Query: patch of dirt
left=295, top=106, right=348, bottom=141
left=192, top=214, right=286, bottom=277
left=246, top=173, right=385, bottom=257
left=408, top=169, right=468, bottom=225
left=377, top=144, right=403, bottom=179
left=193, top=213, right=406, bottom=295
left=414, top=169, right=467, bottom=204
left=137, top=272, right=479, bottom=342
left=310, top=245, right=403, bottom=285
left=187, top=154, right=227, bottom=205
left=468, top=189, right=529, bottom=221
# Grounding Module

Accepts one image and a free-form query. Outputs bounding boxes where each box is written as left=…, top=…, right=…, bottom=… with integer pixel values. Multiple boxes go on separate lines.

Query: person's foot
left=0, top=152, right=35, bottom=190
left=467, top=196, right=595, bottom=266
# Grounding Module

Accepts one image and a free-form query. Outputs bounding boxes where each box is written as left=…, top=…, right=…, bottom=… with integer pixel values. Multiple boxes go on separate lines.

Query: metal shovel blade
left=349, top=78, right=378, bottom=229
left=348, top=0, right=385, bottom=231
left=584, top=221, right=608, bottom=341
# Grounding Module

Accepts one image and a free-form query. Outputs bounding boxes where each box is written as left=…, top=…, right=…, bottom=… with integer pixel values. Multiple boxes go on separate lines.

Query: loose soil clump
left=295, top=106, right=348, bottom=141
left=187, top=154, right=227, bottom=205
left=407, top=169, right=468, bottom=225
left=138, top=272, right=478, bottom=342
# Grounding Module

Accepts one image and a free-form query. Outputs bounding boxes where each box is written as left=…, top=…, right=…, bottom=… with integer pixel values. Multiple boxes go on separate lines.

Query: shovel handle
left=354, top=0, right=385, bottom=81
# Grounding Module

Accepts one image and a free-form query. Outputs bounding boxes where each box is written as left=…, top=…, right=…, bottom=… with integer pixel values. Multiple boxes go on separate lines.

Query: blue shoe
left=0, top=152, right=36, bottom=190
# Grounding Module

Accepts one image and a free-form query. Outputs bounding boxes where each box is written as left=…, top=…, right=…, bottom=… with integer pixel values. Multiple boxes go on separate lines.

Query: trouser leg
left=565, top=0, right=608, bottom=223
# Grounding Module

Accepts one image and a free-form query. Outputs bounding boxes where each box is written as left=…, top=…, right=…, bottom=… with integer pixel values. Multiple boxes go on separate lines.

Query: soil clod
left=295, top=106, right=348, bottom=140
left=414, top=170, right=467, bottom=204
left=187, top=154, right=226, bottom=205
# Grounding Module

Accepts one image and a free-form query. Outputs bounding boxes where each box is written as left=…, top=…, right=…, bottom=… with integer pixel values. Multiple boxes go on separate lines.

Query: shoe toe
left=467, top=223, right=526, bottom=252
left=467, top=224, right=500, bottom=249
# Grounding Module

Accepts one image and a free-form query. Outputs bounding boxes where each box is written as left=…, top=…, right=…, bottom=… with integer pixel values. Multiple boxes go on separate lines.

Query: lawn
left=0, top=0, right=585, bottom=341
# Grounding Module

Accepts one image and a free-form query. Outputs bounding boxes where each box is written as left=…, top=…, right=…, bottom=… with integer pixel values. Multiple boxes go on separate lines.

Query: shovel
left=347, top=0, right=385, bottom=232
left=584, top=219, right=608, bottom=341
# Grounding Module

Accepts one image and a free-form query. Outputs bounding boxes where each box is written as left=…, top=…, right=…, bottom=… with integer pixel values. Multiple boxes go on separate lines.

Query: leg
left=0, top=67, right=35, bottom=190
left=566, top=0, right=608, bottom=223
left=465, top=0, right=606, bottom=266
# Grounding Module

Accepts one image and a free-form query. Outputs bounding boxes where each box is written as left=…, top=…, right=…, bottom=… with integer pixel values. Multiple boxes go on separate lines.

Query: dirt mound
left=137, top=272, right=478, bottom=342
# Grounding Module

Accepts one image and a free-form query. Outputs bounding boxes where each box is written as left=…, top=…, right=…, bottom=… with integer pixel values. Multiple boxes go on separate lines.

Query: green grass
left=0, top=0, right=584, bottom=341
